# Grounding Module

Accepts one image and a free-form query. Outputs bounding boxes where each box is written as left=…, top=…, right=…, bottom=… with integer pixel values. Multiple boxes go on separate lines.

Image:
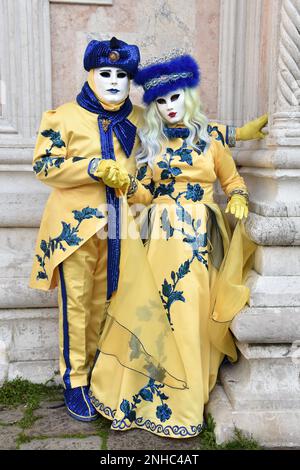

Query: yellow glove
left=225, top=194, right=249, bottom=220
left=237, top=113, right=268, bottom=141
left=95, top=159, right=130, bottom=194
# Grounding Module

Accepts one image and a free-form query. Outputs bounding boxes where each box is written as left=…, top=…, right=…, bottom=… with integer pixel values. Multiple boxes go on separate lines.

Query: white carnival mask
left=155, top=88, right=185, bottom=124
left=93, top=67, right=130, bottom=104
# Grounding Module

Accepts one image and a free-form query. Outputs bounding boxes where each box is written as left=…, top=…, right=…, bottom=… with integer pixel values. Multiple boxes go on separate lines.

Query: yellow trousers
left=57, top=233, right=107, bottom=389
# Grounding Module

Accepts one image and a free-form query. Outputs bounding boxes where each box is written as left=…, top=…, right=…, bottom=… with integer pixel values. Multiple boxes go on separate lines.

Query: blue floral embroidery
left=136, top=164, right=155, bottom=194
left=176, top=141, right=194, bottom=165
left=195, top=138, right=208, bottom=154
left=158, top=151, right=182, bottom=180
left=154, top=180, right=175, bottom=198
left=41, top=129, right=65, bottom=148
left=33, top=128, right=66, bottom=177
left=138, top=142, right=208, bottom=329
left=88, top=390, right=204, bottom=437
left=72, top=156, right=87, bottom=162
left=36, top=206, right=104, bottom=280
left=156, top=403, right=172, bottom=422
left=136, top=165, right=147, bottom=181
left=154, top=157, right=208, bottom=328
left=159, top=260, right=190, bottom=327
left=119, top=378, right=172, bottom=425
left=157, top=141, right=194, bottom=180
left=207, top=124, right=225, bottom=147
left=137, top=142, right=195, bottom=198
left=185, top=182, right=204, bottom=202
left=159, top=195, right=208, bottom=328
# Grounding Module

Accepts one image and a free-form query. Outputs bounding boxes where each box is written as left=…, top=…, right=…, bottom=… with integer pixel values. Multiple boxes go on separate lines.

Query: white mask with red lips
left=93, top=67, right=130, bottom=104
left=155, top=89, right=185, bottom=125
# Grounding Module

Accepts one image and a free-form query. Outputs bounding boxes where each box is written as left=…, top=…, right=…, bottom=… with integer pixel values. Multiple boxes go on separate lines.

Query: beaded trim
left=140, top=48, right=189, bottom=68
left=227, top=189, right=249, bottom=204
left=227, top=125, right=236, bottom=148
left=144, top=72, right=193, bottom=91
left=126, top=174, right=138, bottom=198
left=88, top=157, right=101, bottom=182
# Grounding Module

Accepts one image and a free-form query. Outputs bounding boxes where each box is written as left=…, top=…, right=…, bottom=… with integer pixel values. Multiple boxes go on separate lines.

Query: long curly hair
left=135, top=87, right=211, bottom=168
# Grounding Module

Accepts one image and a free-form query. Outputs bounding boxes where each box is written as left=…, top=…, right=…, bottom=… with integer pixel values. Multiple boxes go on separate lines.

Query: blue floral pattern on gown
left=149, top=141, right=209, bottom=329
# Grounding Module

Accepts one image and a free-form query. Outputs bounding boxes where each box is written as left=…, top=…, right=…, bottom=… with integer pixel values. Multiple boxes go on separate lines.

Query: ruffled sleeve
left=212, top=137, right=248, bottom=199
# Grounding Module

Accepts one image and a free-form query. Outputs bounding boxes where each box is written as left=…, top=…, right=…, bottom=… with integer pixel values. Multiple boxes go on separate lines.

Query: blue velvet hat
left=83, top=37, right=140, bottom=78
left=134, top=49, right=200, bottom=104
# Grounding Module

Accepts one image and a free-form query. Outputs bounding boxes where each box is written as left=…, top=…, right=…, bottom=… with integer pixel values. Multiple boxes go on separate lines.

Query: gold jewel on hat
left=109, top=50, right=120, bottom=62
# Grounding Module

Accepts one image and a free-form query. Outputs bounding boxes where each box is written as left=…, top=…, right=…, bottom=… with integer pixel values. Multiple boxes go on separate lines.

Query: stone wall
left=50, top=0, right=220, bottom=116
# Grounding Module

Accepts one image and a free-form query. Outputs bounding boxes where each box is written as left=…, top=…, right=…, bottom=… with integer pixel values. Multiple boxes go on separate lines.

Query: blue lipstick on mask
left=107, top=89, right=120, bottom=94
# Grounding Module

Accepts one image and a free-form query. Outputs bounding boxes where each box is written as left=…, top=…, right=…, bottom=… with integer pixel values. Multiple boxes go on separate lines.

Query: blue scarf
left=163, top=127, right=190, bottom=139
left=163, top=126, right=207, bottom=153
left=77, top=82, right=137, bottom=300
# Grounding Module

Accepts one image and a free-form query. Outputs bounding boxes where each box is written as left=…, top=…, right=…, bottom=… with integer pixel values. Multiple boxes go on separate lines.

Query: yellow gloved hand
left=225, top=194, right=249, bottom=220
left=95, top=159, right=130, bottom=193
left=237, top=113, right=268, bottom=141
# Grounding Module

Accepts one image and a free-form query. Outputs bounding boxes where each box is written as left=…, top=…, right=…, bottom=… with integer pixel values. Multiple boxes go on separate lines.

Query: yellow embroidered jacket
left=29, top=102, right=144, bottom=290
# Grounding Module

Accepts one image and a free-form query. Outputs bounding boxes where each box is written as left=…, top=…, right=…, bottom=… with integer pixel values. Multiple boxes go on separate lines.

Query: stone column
left=0, top=0, right=58, bottom=384
left=206, top=0, right=300, bottom=448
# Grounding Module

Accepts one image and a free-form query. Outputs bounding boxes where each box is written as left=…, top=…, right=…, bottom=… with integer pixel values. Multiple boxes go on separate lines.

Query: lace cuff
left=227, top=188, right=249, bottom=204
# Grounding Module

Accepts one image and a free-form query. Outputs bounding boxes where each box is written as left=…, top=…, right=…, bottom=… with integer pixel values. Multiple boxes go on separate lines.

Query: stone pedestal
left=206, top=0, right=300, bottom=447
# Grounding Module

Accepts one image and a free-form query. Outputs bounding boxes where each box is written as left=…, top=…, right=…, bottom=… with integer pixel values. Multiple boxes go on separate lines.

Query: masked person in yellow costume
left=29, top=37, right=266, bottom=423
left=88, top=51, right=257, bottom=438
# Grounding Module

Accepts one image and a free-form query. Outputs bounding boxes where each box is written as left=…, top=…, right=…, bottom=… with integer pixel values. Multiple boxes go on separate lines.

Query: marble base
left=205, top=384, right=300, bottom=448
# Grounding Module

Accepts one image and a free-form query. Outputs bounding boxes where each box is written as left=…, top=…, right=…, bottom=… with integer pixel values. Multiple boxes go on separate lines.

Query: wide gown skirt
left=89, top=197, right=256, bottom=438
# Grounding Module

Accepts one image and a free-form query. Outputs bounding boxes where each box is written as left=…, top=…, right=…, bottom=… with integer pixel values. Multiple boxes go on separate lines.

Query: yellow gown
left=89, top=131, right=256, bottom=438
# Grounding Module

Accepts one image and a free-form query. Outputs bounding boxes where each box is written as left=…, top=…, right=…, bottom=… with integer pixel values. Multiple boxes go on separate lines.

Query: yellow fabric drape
left=96, top=196, right=188, bottom=390
left=204, top=205, right=256, bottom=362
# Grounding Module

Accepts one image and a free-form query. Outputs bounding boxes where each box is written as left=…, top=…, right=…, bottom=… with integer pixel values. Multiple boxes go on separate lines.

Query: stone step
left=0, top=308, right=58, bottom=361
left=231, top=306, right=300, bottom=343
left=247, top=271, right=300, bottom=307
left=0, top=231, right=38, bottom=279
left=0, top=308, right=59, bottom=384
left=205, top=385, right=300, bottom=448
left=0, top=278, right=57, bottom=308
left=254, top=246, right=300, bottom=276
left=0, top=227, right=58, bottom=309
left=245, top=213, right=300, bottom=245
left=219, top=343, right=300, bottom=410
left=239, top=166, right=300, bottom=218
left=0, top=167, right=49, bottom=227
left=3, top=360, right=60, bottom=385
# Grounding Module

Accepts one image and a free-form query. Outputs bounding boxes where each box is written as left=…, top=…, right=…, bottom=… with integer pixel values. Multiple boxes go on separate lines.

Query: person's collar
left=166, top=121, right=185, bottom=128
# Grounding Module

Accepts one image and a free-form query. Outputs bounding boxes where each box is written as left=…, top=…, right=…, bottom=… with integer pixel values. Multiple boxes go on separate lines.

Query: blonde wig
left=136, top=87, right=211, bottom=168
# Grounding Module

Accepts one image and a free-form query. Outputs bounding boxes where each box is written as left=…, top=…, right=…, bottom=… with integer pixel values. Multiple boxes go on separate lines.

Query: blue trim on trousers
left=58, top=263, right=72, bottom=389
